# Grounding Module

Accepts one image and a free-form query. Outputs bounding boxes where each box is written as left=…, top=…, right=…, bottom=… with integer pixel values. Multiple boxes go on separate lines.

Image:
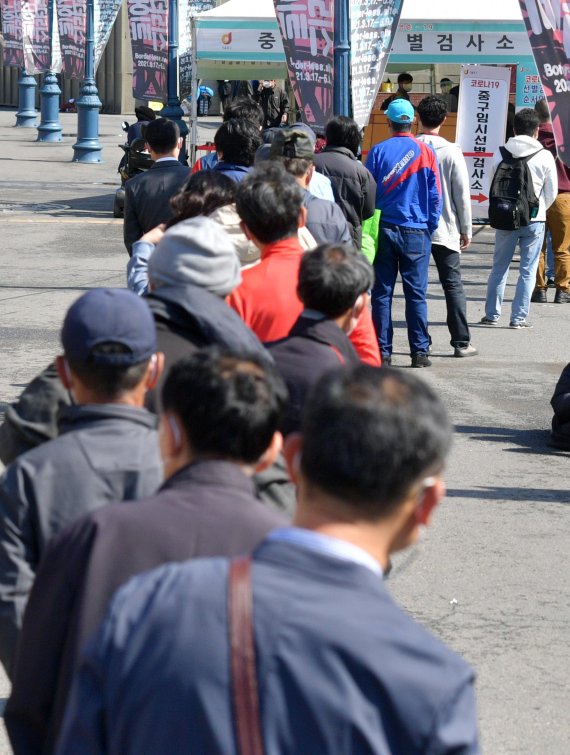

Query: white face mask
left=262, top=80, right=272, bottom=88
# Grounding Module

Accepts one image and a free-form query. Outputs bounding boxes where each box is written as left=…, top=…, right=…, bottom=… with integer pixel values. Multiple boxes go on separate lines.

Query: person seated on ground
left=267, top=243, right=373, bottom=435
left=228, top=163, right=381, bottom=364
left=313, top=115, right=377, bottom=248
left=550, top=361, right=570, bottom=449
left=0, top=289, right=164, bottom=676
left=192, top=97, right=265, bottom=173
left=123, top=118, right=189, bottom=255
left=381, top=72, right=413, bottom=110
left=126, top=105, right=156, bottom=144
left=56, top=365, right=479, bottom=755
left=6, top=348, right=288, bottom=755
left=211, top=118, right=262, bottom=183
left=267, top=127, right=353, bottom=246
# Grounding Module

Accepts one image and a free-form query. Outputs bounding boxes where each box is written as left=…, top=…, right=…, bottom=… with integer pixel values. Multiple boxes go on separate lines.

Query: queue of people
left=0, top=86, right=568, bottom=754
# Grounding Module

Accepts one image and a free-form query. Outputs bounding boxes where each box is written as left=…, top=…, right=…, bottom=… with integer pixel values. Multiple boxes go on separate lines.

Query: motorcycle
left=113, top=121, right=154, bottom=218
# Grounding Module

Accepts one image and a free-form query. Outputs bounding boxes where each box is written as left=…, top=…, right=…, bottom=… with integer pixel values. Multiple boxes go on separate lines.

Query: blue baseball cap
left=61, top=288, right=157, bottom=366
left=385, top=99, right=415, bottom=123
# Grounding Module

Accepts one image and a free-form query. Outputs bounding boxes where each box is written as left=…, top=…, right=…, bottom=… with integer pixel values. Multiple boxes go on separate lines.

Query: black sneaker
left=382, top=354, right=392, bottom=366
left=411, top=353, right=431, bottom=368
left=554, top=289, right=570, bottom=304
left=531, top=289, right=547, bottom=303
left=509, top=320, right=533, bottom=329
left=479, top=316, right=498, bottom=325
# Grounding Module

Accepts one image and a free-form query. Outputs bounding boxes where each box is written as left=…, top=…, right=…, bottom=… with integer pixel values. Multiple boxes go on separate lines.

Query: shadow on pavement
left=446, top=485, right=569, bottom=502
left=454, top=424, right=568, bottom=456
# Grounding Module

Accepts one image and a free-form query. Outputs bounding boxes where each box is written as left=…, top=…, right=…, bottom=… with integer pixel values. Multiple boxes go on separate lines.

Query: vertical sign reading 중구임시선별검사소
left=273, top=0, right=334, bottom=129
left=350, top=0, right=403, bottom=129
left=0, top=0, right=24, bottom=67
left=456, top=66, right=511, bottom=218
left=518, top=0, right=570, bottom=168
left=127, top=0, right=169, bottom=101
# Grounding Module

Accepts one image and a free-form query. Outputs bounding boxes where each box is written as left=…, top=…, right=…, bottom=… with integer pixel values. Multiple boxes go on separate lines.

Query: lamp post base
left=15, top=71, right=39, bottom=128
left=37, top=72, right=63, bottom=142
left=72, top=79, right=103, bottom=163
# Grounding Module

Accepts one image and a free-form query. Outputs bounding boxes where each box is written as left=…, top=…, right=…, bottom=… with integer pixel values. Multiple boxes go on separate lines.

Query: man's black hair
left=390, top=121, right=413, bottom=133
left=236, top=163, right=303, bottom=243
left=67, top=343, right=150, bottom=400
left=397, top=72, right=413, bottom=85
left=301, top=365, right=452, bottom=517
left=417, top=95, right=448, bottom=129
left=534, top=98, right=550, bottom=124
left=325, top=115, right=361, bottom=156
left=143, top=117, right=180, bottom=154
left=277, top=156, right=313, bottom=178
left=161, top=348, right=288, bottom=464
left=168, top=171, right=235, bottom=228
left=223, top=97, right=264, bottom=128
left=214, top=118, right=263, bottom=167
left=514, top=108, right=540, bottom=137
left=297, top=244, right=374, bottom=318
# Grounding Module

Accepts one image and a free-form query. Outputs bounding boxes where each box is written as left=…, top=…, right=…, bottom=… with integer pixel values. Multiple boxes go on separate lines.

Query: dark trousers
left=372, top=223, right=431, bottom=356
left=431, top=243, right=471, bottom=348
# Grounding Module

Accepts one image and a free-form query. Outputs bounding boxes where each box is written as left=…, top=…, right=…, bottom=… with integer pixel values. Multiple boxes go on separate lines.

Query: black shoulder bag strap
left=229, top=557, right=266, bottom=755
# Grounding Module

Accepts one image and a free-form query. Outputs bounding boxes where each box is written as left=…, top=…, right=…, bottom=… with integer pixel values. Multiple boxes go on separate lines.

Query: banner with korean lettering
left=518, top=0, right=570, bottom=167
left=456, top=66, right=511, bottom=218
left=516, top=62, right=545, bottom=111
left=127, top=0, right=168, bottom=101
left=1, top=0, right=24, bottom=67
left=94, top=0, right=123, bottom=69
left=21, top=0, right=50, bottom=73
left=273, top=0, right=334, bottom=129
left=351, top=0, right=402, bottom=129
left=55, top=0, right=85, bottom=79
left=179, top=0, right=215, bottom=99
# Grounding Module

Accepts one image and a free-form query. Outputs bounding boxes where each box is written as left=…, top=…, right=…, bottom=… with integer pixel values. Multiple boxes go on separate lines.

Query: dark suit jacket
left=123, top=159, right=189, bottom=254
left=6, top=461, right=285, bottom=754
left=56, top=540, right=479, bottom=754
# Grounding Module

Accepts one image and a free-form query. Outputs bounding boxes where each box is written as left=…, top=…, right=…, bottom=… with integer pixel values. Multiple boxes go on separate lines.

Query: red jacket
left=228, top=237, right=381, bottom=365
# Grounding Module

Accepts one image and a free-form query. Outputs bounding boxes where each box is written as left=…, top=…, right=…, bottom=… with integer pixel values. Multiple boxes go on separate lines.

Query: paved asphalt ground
left=0, top=108, right=568, bottom=753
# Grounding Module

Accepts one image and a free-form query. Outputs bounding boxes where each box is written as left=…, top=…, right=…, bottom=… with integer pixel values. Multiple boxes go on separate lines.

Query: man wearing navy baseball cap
left=365, top=98, right=442, bottom=368
left=0, top=288, right=164, bottom=675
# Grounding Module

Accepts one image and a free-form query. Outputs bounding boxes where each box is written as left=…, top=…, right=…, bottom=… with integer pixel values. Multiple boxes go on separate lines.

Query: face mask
left=263, top=80, right=272, bottom=88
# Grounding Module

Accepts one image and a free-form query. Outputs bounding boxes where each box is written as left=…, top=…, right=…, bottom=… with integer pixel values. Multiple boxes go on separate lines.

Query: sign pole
left=333, top=0, right=350, bottom=116
left=161, top=0, right=189, bottom=164
left=37, top=0, right=63, bottom=142
left=72, top=0, right=102, bottom=162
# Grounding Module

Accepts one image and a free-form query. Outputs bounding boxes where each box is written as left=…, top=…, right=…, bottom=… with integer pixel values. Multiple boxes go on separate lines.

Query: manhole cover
left=0, top=201, right=70, bottom=213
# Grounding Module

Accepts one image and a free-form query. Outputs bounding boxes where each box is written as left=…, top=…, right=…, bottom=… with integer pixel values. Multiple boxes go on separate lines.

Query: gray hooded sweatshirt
left=417, top=134, right=472, bottom=252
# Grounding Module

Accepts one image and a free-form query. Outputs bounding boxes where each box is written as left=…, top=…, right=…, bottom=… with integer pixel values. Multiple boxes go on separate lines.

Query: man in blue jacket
left=365, top=99, right=441, bottom=367
left=57, top=365, right=479, bottom=755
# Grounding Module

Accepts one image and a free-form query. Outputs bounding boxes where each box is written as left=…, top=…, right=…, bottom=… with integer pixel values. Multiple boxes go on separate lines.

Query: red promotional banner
left=55, top=0, right=86, bottom=79
left=127, top=0, right=169, bottom=101
left=518, top=0, right=570, bottom=167
left=273, top=0, right=334, bottom=129
left=0, top=0, right=24, bottom=67
left=22, top=0, right=51, bottom=74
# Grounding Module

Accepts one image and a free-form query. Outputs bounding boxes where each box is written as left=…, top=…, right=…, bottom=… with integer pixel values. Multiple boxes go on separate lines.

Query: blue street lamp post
left=15, top=69, right=39, bottom=127
left=333, top=0, right=351, bottom=117
left=37, top=0, right=63, bottom=142
left=161, top=0, right=189, bottom=163
left=72, top=0, right=102, bottom=162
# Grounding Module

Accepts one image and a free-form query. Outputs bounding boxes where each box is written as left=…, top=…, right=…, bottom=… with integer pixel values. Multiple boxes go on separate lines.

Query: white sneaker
left=454, top=344, right=478, bottom=358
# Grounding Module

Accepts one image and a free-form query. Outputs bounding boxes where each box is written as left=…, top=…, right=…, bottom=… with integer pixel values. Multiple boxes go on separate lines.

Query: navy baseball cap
left=385, top=99, right=415, bottom=123
left=61, top=288, right=157, bottom=366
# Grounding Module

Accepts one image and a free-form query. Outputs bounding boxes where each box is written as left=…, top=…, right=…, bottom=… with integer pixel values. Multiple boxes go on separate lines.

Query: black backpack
left=488, top=147, right=542, bottom=230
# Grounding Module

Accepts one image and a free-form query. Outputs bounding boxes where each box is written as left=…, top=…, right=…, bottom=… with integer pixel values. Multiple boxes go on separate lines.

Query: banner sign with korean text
left=456, top=66, right=511, bottom=218
left=390, top=26, right=532, bottom=62
left=518, top=0, right=570, bottom=167
left=55, top=0, right=85, bottom=79
left=351, top=0, right=403, bottom=129
left=1, top=0, right=24, bottom=67
left=21, top=0, right=51, bottom=73
left=179, top=0, right=215, bottom=99
left=127, top=0, right=168, bottom=101
left=273, top=0, right=334, bottom=129
left=516, top=61, right=545, bottom=111
left=94, top=0, right=123, bottom=69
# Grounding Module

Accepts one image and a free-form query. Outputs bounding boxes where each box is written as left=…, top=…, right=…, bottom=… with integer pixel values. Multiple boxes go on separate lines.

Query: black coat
left=551, top=362, right=570, bottom=447
left=6, top=461, right=285, bottom=755
left=123, top=160, right=189, bottom=255
left=313, top=146, right=377, bottom=248
left=256, top=85, right=289, bottom=128
left=267, top=315, right=360, bottom=435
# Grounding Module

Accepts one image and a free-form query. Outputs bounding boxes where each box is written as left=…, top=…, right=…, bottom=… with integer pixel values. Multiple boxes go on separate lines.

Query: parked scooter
left=113, top=121, right=154, bottom=218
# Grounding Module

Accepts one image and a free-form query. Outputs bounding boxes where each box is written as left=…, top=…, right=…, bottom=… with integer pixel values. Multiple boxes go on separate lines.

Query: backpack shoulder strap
left=519, top=148, right=544, bottom=164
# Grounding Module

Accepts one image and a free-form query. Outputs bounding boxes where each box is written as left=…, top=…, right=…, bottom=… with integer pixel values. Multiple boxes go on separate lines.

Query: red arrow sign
left=470, top=193, right=488, bottom=203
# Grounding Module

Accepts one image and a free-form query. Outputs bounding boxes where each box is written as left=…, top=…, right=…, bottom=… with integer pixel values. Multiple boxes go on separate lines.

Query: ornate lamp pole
left=15, top=68, right=38, bottom=127
left=333, top=0, right=350, bottom=116
left=161, top=0, right=189, bottom=163
left=72, top=0, right=102, bottom=162
left=37, top=0, right=63, bottom=142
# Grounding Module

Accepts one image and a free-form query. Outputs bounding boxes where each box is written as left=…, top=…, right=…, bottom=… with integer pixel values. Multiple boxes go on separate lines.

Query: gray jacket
left=0, top=403, right=162, bottom=674
left=416, top=134, right=472, bottom=252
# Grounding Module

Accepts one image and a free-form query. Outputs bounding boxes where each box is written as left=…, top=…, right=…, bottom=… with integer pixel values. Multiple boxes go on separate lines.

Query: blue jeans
left=485, top=223, right=545, bottom=324
left=372, top=223, right=431, bottom=356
